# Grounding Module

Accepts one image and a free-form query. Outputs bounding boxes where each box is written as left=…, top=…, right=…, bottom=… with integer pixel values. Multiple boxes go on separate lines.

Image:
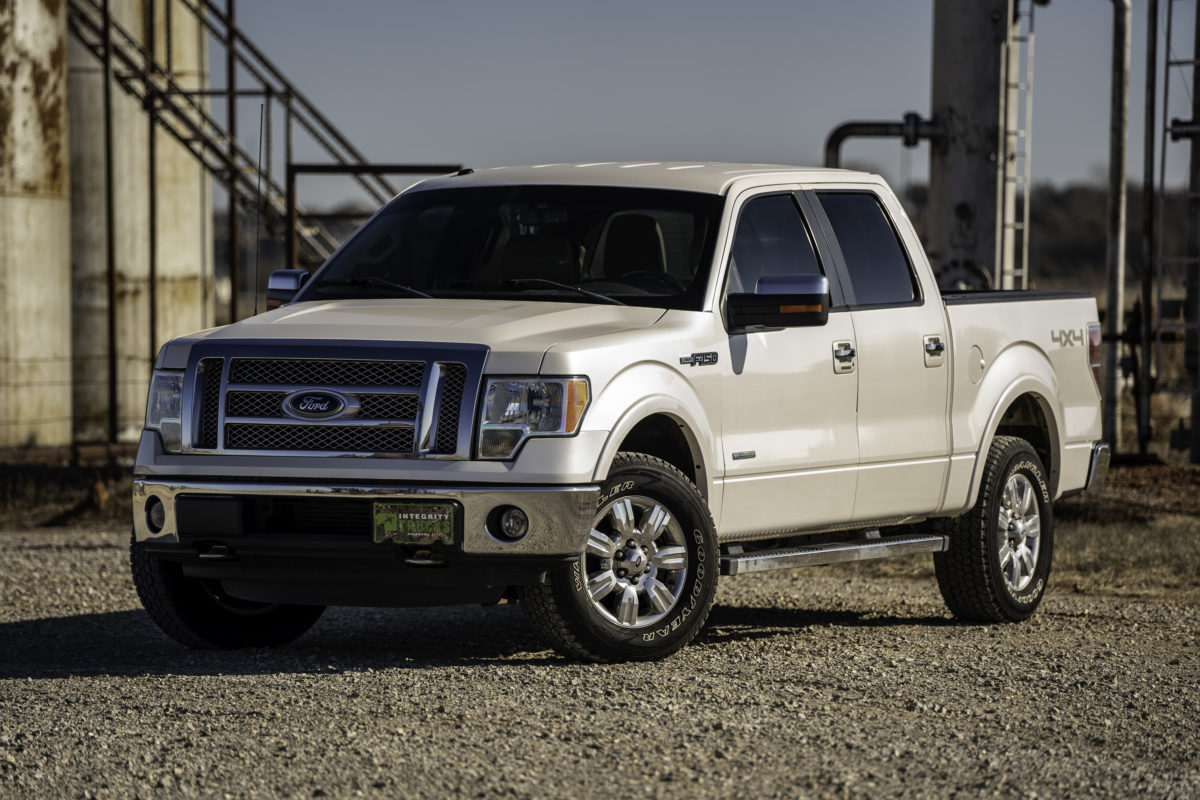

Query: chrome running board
left=721, top=533, right=949, bottom=577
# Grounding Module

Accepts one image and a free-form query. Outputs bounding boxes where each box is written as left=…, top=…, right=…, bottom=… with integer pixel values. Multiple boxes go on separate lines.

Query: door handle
left=924, top=340, right=945, bottom=355
left=834, top=345, right=856, bottom=359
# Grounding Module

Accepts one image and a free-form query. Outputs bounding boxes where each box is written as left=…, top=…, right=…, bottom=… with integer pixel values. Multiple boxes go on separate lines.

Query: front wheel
left=519, top=453, right=718, bottom=662
left=934, top=435, right=1054, bottom=622
left=130, top=536, right=325, bottom=648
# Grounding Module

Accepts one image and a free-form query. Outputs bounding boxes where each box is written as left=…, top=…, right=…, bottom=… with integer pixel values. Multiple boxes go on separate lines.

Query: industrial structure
left=1, top=0, right=1198, bottom=463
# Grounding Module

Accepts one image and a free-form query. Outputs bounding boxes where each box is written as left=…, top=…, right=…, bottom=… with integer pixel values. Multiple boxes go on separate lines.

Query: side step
left=721, top=533, right=949, bottom=576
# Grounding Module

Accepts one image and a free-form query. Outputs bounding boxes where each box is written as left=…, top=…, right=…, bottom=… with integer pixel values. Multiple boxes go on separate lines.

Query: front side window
left=726, top=194, right=823, bottom=294
left=815, top=191, right=917, bottom=306
left=295, top=186, right=723, bottom=310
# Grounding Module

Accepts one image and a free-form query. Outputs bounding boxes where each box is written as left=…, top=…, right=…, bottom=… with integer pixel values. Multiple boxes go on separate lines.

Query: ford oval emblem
left=282, top=390, right=348, bottom=420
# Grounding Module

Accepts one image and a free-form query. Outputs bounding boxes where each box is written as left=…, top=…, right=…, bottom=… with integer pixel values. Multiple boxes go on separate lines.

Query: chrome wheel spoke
left=999, top=543, right=1015, bottom=571
left=997, top=505, right=1013, bottom=530
left=587, top=570, right=618, bottom=602
left=610, top=498, right=637, bottom=540
left=586, top=528, right=618, bottom=559
left=616, top=585, right=640, bottom=626
left=641, top=504, right=671, bottom=541
left=651, top=545, right=687, bottom=571
left=1009, top=551, right=1023, bottom=586
left=1018, top=546, right=1036, bottom=577
left=644, top=578, right=675, bottom=614
left=1024, top=517, right=1041, bottom=542
left=1018, top=479, right=1035, bottom=516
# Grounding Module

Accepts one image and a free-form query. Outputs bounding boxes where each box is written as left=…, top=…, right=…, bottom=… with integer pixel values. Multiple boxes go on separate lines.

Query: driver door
left=716, top=191, right=859, bottom=539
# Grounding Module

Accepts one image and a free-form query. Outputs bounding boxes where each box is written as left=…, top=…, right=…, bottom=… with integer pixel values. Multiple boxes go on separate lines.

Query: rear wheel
left=130, top=535, right=325, bottom=648
left=934, top=435, right=1053, bottom=622
left=520, top=453, right=718, bottom=662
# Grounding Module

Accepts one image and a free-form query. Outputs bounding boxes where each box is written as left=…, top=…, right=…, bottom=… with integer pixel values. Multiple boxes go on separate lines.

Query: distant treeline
left=902, top=183, right=1191, bottom=299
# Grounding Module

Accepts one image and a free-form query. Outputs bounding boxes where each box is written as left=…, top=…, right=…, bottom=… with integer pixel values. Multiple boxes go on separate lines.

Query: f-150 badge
left=679, top=352, right=718, bottom=367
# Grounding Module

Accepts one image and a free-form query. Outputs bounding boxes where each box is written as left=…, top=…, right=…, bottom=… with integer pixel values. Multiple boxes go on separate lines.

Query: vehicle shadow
left=0, top=604, right=555, bottom=679
left=697, top=603, right=954, bottom=646
left=0, top=601, right=957, bottom=679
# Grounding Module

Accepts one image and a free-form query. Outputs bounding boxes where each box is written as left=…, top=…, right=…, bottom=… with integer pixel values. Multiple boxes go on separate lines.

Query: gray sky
left=226, top=0, right=1194, bottom=205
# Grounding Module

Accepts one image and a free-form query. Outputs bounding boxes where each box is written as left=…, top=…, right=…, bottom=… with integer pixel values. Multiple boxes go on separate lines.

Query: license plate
left=372, top=502, right=456, bottom=545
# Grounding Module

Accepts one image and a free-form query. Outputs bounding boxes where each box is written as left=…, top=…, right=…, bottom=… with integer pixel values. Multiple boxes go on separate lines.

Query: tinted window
left=727, top=194, right=822, bottom=294
left=816, top=192, right=916, bottom=306
left=297, top=186, right=723, bottom=310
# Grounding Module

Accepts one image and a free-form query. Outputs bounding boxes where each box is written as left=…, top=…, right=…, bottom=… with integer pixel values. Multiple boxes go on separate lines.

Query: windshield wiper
left=316, top=276, right=432, bottom=298
left=499, top=278, right=625, bottom=306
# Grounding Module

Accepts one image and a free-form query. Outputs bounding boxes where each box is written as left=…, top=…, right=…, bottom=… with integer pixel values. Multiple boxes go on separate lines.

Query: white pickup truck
left=131, top=162, right=1109, bottom=661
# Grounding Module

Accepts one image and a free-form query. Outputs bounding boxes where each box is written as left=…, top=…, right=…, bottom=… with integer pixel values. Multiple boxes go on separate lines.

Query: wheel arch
left=592, top=400, right=711, bottom=501
left=968, top=383, right=1063, bottom=506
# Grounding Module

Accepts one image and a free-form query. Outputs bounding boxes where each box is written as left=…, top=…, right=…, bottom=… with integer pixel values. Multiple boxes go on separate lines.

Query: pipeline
left=823, top=112, right=944, bottom=169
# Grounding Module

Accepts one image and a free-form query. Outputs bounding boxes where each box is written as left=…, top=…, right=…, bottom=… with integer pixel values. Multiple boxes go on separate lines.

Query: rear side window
left=727, top=194, right=822, bottom=294
left=816, top=192, right=917, bottom=306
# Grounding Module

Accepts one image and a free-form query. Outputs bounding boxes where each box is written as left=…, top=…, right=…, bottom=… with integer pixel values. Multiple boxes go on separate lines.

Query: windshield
left=295, top=185, right=724, bottom=310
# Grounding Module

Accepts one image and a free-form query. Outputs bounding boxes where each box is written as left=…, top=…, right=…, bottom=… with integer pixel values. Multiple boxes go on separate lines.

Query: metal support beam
left=102, top=0, right=118, bottom=443
left=1189, top=0, right=1200, bottom=463
left=1104, top=0, right=1130, bottom=453
left=1138, top=0, right=1158, bottom=456
left=145, top=0, right=158, bottom=364
left=225, top=0, right=237, bottom=321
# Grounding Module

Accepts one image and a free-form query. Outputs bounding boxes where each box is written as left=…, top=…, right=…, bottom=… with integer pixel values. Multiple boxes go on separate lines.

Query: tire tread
left=933, top=435, right=1047, bottom=623
left=519, top=452, right=717, bottom=662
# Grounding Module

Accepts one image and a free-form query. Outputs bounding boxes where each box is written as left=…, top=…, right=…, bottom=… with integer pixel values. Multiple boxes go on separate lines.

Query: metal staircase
left=65, top=0, right=458, bottom=319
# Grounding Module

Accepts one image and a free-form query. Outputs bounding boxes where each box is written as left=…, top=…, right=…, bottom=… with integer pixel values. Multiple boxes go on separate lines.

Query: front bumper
left=132, top=478, right=599, bottom=607
left=132, top=478, right=598, bottom=556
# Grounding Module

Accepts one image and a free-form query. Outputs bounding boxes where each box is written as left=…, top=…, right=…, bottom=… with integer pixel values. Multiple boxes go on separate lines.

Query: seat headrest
left=602, top=214, right=666, bottom=279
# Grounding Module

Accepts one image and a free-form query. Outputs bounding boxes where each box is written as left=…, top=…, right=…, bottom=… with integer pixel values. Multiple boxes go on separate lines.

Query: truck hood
left=159, top=299, right=666, bottom=372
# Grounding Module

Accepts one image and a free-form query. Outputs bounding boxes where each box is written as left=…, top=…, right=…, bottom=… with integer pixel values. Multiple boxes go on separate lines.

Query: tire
left=934, top=435, right=1054, bottom=623
left=130, top=535, right=325, bottom=648
left=519, top=453, right=718, bottom=662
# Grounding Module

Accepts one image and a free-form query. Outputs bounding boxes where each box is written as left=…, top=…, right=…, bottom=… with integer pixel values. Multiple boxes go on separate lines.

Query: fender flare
left=964, top=375, right=1064, bottom=509
left=586, top=361, right=715, bottom=500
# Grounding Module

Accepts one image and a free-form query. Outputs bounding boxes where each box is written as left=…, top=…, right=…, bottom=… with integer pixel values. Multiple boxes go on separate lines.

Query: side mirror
left=727, top=274, right=830, bottom=329
left=266, top=269, right=310, bottom=309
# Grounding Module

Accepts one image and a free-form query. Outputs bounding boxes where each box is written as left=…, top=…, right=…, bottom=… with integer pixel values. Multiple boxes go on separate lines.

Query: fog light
left=146, top=496, right=166, bottom=533
left=497, top=506, right=529, bottom=541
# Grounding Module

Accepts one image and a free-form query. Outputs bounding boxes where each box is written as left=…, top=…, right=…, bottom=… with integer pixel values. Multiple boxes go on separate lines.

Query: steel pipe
left=823, top=112, right=944, bottom=169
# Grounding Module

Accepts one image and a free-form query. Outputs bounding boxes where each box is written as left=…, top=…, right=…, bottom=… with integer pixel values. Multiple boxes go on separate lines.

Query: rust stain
left=0, top=10, right=13, bottom=173
left=29, top=37, right=67, bottom=193
left=1, top=2, right=67, bottom=195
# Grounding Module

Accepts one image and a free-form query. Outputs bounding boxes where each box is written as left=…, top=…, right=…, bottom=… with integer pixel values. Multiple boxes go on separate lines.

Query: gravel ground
left=2, top=506, right=1198, bottom=799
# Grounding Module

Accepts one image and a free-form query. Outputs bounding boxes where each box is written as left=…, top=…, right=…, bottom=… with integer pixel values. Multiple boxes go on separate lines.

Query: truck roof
left=410, top=162, right=878, bottom=196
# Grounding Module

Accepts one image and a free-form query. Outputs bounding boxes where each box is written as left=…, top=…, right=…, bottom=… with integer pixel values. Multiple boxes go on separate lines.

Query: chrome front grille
left=228, top=358, right=425, bottom=387
left=196, top=359, right=223, bottom=449
left=224, top=423, right=416, bottom=453
left=188, top=348, right=484, bottom=458
left=433, top=363, right=467, bottom=453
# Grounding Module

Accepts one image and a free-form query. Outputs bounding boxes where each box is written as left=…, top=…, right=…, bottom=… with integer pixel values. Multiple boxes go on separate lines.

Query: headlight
left=478, top=377, right=588, bottom=460
left=145, top=370, right=184, bottom=453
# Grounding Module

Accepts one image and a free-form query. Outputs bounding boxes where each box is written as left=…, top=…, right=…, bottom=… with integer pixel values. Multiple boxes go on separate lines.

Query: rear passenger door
left=807, top=189, right=950, bottom=521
